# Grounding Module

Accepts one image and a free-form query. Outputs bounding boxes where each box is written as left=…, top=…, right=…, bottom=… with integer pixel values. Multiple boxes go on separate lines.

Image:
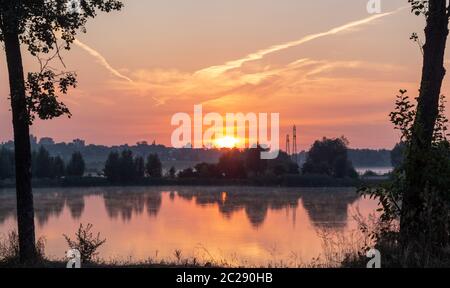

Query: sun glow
left=214, top=136, right=240, bottom=148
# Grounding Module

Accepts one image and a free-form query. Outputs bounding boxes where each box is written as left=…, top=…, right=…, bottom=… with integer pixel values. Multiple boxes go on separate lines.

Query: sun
left=214, top=136, right=240, bottom=148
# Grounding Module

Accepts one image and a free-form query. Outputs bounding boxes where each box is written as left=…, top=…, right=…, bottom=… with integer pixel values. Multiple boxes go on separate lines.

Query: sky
left=0, top=0, right=442, bottom=150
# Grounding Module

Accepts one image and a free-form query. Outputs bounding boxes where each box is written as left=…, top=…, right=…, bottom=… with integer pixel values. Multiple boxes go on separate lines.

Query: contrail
left=74, top=39, right=133, bottom=82
left=195, top=9, right=400, bottom=78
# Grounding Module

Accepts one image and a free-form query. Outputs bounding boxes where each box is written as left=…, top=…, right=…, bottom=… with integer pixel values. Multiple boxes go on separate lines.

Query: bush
left=63, top=223, right=106, bottom=263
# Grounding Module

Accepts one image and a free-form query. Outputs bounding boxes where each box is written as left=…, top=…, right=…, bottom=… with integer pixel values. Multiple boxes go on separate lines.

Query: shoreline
left=0, top=175, right=389, bottom=190
left=0, top=175, right=389, bottom=189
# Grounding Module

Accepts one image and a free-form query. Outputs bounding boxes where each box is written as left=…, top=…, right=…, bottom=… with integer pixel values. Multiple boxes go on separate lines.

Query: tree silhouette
left=104, top=150, right=145, bottom=183
left=244, top=145, right=268, bottom=177
left=0, top=147, right=15, bottom=180
left=34, top=146, right=52, bottom=178
left=119, top=150, right=136, bottom=182
left=267, top=151, right=299, bottom=176
left=51, top=156, right=65, bottom=178
left=66, top=152, right=85, bottom=177
left=401, top=0, right=450, bottom=251
left=194, top=162, right=220, bottom=178
left=134, top=156, right=145, bottom=180
left=302, top=137, right=357, bottom=179
left=0, top=0, right=123, bottom=262
left=391, top=142, right=406, bottom=168
left=104, top=151, right=121, bottom=183
left=217, top=149, right=247, bottom=179
left=31, top=146, right=67, bottom=179
left=168, top=166, right=176, bottom=178
left=146, top=154, right=162, bottom=178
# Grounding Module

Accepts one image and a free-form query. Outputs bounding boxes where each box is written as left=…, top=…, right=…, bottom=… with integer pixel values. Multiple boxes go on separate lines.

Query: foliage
left=134, top=156, right=145, bottom=179
left=243, top=146, right=268, bottom=176
left=0, top=0, right=124, bottom=124
left=66, top=152, right=85, bottom=177
left=408, top=0, right=429, bottom=16
left=33, top=146, right=52, bottom=178
left=217, top=149, right=247, bottom=179
left=177, top=167, right=196, bottom=178
left=63, top=223, right=106, bottom=263
left=391, top=142, right=406, bottom=168
left=193, top=162, right=220, bottom=178
left=1, top=146, right=77, bottom=179
left=26, top=67, right=75, bottom=124
left=0, top=147, right=15, bottom=180
left=32, top=146, right=68, bottom=179
left=358, top=90, right=450, bottom=266
left=104, top=150, right=149, bottom=183
left=168, top=166, right=176, bottom=178
left=176, top=147, right=299, bottom=180
left=103, top=151, right=120, bottom=182
left=51, top=155, right=66, bottom=178
left=146, top=153, right=162, bottom=178
left=0, top=230, right=45, bottom=264
left=302, top=137, right=358, bottom=178
left=348, top=148, right=391, bottom=167
left=0, top=0, right=123, bottom=263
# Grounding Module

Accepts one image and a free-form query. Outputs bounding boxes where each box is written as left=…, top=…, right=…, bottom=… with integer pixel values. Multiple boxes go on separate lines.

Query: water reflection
left=301, top=190, right=359, bottom=229
left=0, top=187, right=359, bottom=228
left=0, top=186, right=373, bottom=266
left=0, top=188, right=89, bottom=226
left=176, top=187, right=303, bottom=228
left=103, top=188, right=163, bottom=221
left=0, top=192, right=16, bottom=224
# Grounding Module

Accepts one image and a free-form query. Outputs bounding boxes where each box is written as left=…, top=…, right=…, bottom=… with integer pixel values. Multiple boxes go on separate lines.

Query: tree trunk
left=2, top=6, right=38, bottom=263
left=401, top=0, right=449, bottom=249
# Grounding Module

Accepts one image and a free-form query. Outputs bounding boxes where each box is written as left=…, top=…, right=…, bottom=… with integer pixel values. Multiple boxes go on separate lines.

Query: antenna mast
left=292, top=125, right=298, bottom=162
left=286, top=134, right=291, bottom=155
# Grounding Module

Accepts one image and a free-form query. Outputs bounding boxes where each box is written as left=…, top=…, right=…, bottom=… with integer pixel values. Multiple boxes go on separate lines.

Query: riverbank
left=0, top=259, right=215, bottom=268
left=0, top=175, right=389, bottom=189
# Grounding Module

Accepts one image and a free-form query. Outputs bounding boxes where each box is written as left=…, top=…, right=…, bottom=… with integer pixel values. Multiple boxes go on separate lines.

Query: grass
left=0, top=237, right=371, bottom=269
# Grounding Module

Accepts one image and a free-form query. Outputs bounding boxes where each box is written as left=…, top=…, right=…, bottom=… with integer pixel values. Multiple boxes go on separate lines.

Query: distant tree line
left=1, top=137, right=393, bottom=182
left=211, top=137, right=365, bottom=179
left=102, top=138, right=366, bottom=183
left=0, top=147, right=15, bottom=180
left=0, top=146, right=85, bottom=180
left=1, top=135, right=396, bottom=176
left=302, top=137, right=358, bottom=179
left=178, top=146, right=299, bottom=179
left=104, top=150, right=163, bottom=183
left=176, top=137, right=361, bottom=180
left=1, top=136, right=224, bottom=173
left=348, top=148, right=391, bottom=167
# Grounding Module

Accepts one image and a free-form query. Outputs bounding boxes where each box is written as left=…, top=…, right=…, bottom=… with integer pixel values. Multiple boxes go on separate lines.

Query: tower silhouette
left=292, top=125, right=298, bottom=162
left=286, top=134, right=291, bottom=155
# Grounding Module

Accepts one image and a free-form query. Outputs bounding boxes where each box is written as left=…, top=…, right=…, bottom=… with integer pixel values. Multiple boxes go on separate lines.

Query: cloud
left=74, top=39, right=134, bottom=83
left=109, top=8, right=405, bottom=111
left=195, top=10, right=399, bottom=78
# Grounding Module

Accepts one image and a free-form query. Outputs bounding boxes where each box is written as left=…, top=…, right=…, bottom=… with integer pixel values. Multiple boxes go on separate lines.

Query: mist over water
left=0, top=186, right=378, bottom=266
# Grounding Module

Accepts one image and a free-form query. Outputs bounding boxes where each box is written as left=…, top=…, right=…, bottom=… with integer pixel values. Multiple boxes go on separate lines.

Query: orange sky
left=1, top=0, right=447, bottom=149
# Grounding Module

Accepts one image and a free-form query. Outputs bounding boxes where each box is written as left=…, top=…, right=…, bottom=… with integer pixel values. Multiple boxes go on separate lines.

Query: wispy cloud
left=195, top=10, right=399, bottom=78
left=110, top=8, right=404, bottom=110
left=74, top=39, right=134, bottom=83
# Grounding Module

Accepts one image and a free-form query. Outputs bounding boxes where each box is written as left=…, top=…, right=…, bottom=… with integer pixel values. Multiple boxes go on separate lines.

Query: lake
left=0, top=186, right=378, bottom=267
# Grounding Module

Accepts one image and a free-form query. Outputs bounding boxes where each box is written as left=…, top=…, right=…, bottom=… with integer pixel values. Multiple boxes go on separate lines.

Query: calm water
left=0, top=186, right=378, bottom=266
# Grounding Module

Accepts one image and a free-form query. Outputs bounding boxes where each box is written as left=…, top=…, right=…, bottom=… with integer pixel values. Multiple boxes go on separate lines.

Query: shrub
left=63, top=223, right=106, bottom=263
